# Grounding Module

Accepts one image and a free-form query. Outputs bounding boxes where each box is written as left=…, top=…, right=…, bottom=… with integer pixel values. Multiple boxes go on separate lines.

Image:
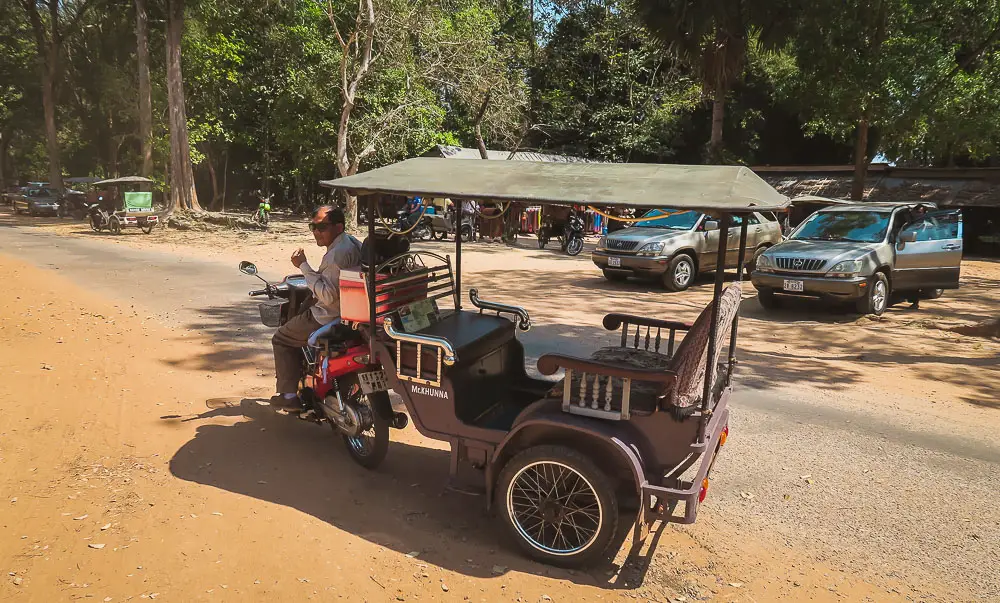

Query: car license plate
left=783, top=279, right=804, bottom=292
left=608, top=256, right=621, bottom=267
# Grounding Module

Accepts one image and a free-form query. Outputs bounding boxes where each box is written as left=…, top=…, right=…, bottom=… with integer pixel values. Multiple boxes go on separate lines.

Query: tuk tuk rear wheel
left=496, top=445, right=618, bottom=568
left=339, top=388, right=390, bottom=470
left=109, top=217, right=122, bottom=235
left=89, top=215, right=102, bottom=232
left=141, top=223, right=154, bottom=234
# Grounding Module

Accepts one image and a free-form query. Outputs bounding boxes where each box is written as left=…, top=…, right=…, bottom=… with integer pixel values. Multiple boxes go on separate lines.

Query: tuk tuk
left=313, top=159, right=789, bottom=567
left=90, top=176, right=158, bottom=234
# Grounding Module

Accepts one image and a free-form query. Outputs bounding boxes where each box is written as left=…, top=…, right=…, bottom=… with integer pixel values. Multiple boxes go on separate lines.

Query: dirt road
left=2, top=212, right=998, bottom=602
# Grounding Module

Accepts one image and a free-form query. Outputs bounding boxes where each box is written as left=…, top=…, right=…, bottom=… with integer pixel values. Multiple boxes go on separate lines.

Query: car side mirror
left=703, top=220, right=719, bottom=232
left=239, top=261, right=258, bottom=276
left=900, top=231, right=918, bottom=244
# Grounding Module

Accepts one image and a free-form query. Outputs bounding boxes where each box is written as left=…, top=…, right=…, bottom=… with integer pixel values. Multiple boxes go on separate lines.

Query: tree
left=166, top=0, right=200, bottom=211
left=21, top=0, right=99, bottom=191
left=786, top=0, right=1000, bottom=198
left=532, top=1, right=700, bottom=162
left=135, top=0, right=153, bottom=178
left=633, top=0, right=796, bottom=162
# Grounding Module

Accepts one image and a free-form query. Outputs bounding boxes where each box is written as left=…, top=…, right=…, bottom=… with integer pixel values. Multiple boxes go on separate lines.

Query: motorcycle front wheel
left=566, top=236, right=584, bottom=256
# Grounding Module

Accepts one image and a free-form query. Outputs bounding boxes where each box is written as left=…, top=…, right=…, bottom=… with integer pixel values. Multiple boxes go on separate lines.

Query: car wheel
left=495, top=445, right=618, bottom=568
left=856, top=272, right=889, bottom=316
left=602, top=269, right=627, bottom=282
left=662, top=254, right=695, bottom=292
left=758, top=287, right=780, bottom=310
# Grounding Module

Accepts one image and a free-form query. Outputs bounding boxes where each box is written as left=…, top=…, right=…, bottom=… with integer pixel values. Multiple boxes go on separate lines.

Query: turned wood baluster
left=579, top=372, right=588, bottom=407
left=591, top=374, right=601, bottom=409
left=633, top=325, right=640, bottom=348
left=654, top=328, right=662, bottom=353
left=644, top=326, right=651, bottom=350
left=604, top=376, right=613, bottom=411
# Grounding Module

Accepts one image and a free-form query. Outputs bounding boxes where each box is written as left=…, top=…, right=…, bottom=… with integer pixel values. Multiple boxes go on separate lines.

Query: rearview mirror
left=900, top=231, right=918, bottom=244
left=703, top=220, right=719, bottom=232
left=239, top=261, right=258, bottom=276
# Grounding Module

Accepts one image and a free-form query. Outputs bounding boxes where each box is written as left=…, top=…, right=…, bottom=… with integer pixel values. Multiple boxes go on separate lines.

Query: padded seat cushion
left=418, top=311, right=515, bottom=362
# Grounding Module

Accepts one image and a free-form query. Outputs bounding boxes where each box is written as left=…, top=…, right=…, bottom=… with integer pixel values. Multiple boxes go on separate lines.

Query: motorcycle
left=252, top=194, right=272, bottom=227
left=87, top=202, right=114, bottom=233
left=537, top=211, right=585, bottom=256
left=239, top=260, right=407, bottom=469
left=395, top=209, right=433, bottom=241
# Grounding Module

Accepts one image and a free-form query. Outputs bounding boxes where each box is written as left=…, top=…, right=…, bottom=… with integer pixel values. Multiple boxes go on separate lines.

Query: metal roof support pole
left=455, top=201, right=462, bottom=310
left=367, top=194, right=377, bottom=357
left=728, top=218, right=749, bottom=381
left=700, top=214, right=729, bottom=443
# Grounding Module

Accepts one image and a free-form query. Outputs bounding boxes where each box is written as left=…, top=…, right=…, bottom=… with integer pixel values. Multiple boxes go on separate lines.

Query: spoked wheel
left=460, top=223, right=474, bottom=243
left=109, top=217, right=122, bottom=235
left=412, top=223, right=433, bottom=241
left=565, top=236, right=584, bottom=256
left=89, top=215, right=102, bottom=232
left=339, top=388, right=390, bottom=470
left=496, top=445, right=618, bottom=568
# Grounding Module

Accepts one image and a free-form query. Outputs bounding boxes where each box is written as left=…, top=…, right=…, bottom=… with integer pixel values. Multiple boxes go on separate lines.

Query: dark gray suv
left=751, top=203, right=963, bottom=315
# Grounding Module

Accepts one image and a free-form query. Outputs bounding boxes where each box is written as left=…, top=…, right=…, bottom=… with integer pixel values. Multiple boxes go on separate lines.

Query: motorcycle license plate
left=358, top=370, right=388, bottom=394
left=783, top=279, right=804, bottom=292
left=608, top=256, right=622, bottom=268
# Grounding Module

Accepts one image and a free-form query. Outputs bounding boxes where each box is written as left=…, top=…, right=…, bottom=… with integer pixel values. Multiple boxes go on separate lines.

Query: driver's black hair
left=312, top=205, right=345, bottom=226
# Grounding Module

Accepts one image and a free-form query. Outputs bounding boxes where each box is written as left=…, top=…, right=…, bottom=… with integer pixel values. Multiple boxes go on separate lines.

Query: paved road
left=2, top=224, right=998, bottom=600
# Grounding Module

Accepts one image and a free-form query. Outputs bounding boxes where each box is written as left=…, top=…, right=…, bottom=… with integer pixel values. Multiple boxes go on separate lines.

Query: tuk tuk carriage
left=314, top=159, right=789, bottom=567
left=90, top=176, right=158, bottom=235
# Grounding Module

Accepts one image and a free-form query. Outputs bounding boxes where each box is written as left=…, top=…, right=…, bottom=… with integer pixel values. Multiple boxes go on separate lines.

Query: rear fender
left=486, top=416, right=645, bottom=512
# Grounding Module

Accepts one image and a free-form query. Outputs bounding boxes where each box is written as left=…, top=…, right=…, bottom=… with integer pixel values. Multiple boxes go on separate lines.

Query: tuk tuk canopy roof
left=93, top=176, right=154, bottom=186
left=320, top=158, right=790, bottom=212
left=789, top=195, right=853, bottom=206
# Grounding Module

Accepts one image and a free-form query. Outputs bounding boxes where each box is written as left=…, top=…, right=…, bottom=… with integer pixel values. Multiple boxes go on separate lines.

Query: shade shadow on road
left=167, top=398, right=654, bottom=590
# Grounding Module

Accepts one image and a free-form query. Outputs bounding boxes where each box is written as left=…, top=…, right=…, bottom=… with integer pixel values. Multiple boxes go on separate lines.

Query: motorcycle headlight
left=827, top=259, right=863, bottom=276
left=636, top=242, right=665, bottom=256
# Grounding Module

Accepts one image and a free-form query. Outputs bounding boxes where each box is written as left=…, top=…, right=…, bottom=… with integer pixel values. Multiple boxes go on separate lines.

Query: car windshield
left=633, top=209, right=702, bottom=230
left=791, top=211, right=890, bottom=243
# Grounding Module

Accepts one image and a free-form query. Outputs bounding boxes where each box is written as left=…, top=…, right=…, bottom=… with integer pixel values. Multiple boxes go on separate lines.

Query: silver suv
left=592, top=209, right=783, bottom=291
left=751, top=203, right=963, bottom=315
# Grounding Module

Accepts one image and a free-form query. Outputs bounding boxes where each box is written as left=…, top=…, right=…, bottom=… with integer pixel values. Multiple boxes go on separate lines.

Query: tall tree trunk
left=0, top=129, right=8, bottom=191
left=166, top=0, right=200, bottom=212
left=205, top=147, right=222, bottom=210
left=707, top=88, right=725, bottom=164
left=135, top=0, right=153, bottom=179
left=473, top=93, right=493, bottom=160
left=851, top=115, right=870, bottom=201
left=40, top=47, right=63, bottom=192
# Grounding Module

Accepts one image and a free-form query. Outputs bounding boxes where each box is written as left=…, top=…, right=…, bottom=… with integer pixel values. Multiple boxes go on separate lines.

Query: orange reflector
left=699, top=478, right=709, bottom=503
left=720, top=425, right=729, bottom=446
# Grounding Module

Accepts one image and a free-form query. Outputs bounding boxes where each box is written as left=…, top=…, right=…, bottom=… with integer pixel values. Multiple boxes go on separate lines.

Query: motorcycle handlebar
left=249, top=289, right=269, bottom=297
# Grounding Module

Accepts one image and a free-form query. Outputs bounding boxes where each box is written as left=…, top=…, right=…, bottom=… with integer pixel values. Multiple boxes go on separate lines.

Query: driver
left=269, top=206, right=362, bottom=410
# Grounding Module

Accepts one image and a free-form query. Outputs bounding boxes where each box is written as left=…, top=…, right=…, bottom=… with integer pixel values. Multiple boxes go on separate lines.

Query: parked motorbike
left=239, top=260, right=407, bottom=469
left=537, top=211, right=585, bottom=256
left=427, top=208, right=475, bottom=242
left=395, top=209, right=433, bottom=241
left=58, top=192, right=88, bottom=219
left=252, top=194, right=272, bottom=227
left=87, top=202, right=115, bottom=233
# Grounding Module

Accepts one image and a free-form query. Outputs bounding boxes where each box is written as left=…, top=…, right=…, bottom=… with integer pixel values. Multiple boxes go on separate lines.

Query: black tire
left=921, top=288, right=944, bottom=300
left=412, top=223, right=432, bottom=241
left=566, top=236, right=584, bottom=256
left=431, top=227, right=445, bottom=241
left=89, top=215, right=102, bottom=232
left=662, top=254, right=695, bottom=292
left=757, top=287, right=779, bottom=310
left=460, top=224, right=474, bottom=243
left=109, top=217, right=122, bottom=235
left=602, top=269, right=627, bottom=282
left=856, top=272, right=889, bottom=316
left=495, top=445, right=619, bottom=568
left=340, top=388, right=390, bottom=470
left=537, top=228, right=549, bottom=249
left=141, top=223, right=154, bottom=235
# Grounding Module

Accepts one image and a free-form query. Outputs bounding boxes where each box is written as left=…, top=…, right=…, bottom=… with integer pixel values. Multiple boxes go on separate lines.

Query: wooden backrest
left=663, top=283, right=742, bottom=410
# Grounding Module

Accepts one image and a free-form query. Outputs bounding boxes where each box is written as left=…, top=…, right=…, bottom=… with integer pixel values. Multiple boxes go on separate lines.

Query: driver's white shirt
left=299, top=232, right=362, bottom=324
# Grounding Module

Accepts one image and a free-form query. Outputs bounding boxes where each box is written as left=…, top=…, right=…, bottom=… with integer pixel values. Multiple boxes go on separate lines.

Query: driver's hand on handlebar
left=291, top=248, right=307, bottom=268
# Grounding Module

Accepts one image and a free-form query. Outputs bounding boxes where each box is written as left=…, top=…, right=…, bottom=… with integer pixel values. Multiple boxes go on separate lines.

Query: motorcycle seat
left=308, top=319, right=362, bottom=348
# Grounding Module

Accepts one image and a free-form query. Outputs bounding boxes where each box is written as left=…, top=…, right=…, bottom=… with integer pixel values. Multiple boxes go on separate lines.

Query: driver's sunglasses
left=309, top=221, right=332, bottom=232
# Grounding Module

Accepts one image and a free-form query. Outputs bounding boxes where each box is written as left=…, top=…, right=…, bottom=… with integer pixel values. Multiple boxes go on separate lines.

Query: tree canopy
left=1, top=0, right=998, bottom=208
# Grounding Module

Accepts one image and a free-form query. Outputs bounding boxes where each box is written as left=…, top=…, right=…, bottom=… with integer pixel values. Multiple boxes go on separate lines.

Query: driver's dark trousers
left=272, top=309, right=322, bottom=394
